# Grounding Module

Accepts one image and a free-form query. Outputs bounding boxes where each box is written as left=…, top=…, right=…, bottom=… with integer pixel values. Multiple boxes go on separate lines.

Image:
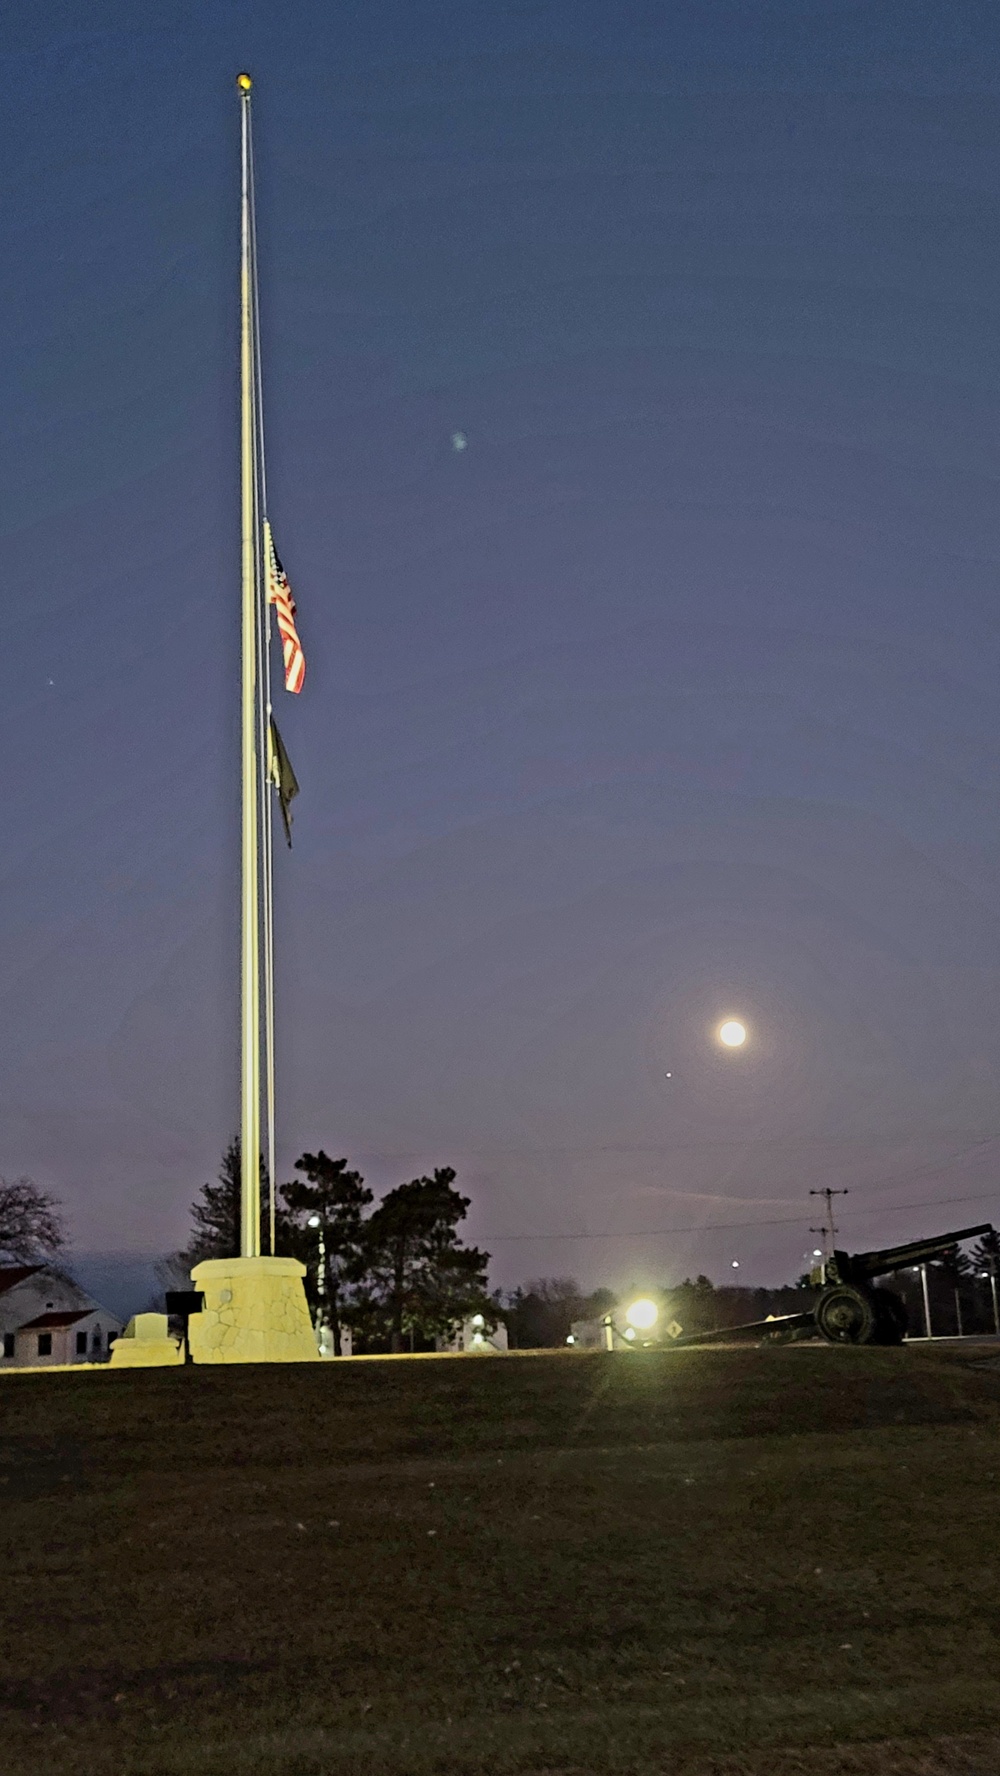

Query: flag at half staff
left=264, top=521, right=305, bottom=693
left=267, top=718, right=299, bottom=847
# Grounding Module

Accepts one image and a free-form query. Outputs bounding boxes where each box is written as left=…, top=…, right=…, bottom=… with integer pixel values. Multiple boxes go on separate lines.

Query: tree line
left=501, top=1242, right=1000, bottom=1345
left=162, top=1140, right=493, bottom=1354
left=881, top=1232, right=1000, bottom=1338
left=3, top=1165, right=999, bottom=1348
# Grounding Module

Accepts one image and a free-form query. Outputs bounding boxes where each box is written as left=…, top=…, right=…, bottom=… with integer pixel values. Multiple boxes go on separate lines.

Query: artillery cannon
left=807, top=1222, right=993, bottom=1345
left=671, top=1222, right=994, bottom=1347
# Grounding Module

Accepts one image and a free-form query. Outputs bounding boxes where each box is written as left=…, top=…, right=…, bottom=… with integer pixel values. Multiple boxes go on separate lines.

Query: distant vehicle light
left=625, top=1298, right=659, bottom=1331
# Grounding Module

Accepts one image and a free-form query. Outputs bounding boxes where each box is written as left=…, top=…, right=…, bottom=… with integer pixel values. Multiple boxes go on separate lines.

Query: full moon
left=718, top=1019, right=747, bottom=1048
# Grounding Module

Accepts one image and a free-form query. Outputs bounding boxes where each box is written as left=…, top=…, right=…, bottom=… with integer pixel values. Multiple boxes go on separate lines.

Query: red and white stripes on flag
left=264, top=521, right=305, bottom=694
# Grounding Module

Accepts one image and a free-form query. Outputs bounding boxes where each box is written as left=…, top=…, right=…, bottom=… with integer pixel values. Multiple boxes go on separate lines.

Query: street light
left=306, top=1212, right=333, bottom=1357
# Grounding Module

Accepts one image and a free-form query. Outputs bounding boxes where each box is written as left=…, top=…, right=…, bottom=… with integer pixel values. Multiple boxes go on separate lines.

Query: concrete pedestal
left=110, top=1312, right=184, bottom=1368
left=188, top=1256, right=319, bottom=1364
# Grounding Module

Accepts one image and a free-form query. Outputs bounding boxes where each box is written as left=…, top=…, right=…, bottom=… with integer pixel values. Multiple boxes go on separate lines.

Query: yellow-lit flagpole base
left=188, top=1258, right=319, bottom=1363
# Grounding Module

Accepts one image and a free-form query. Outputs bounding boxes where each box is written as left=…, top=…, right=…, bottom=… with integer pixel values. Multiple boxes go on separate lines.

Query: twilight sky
left=3, top=0, right=1000, bottom=1291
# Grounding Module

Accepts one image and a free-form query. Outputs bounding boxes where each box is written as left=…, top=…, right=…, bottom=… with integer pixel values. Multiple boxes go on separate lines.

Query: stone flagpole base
left=188, top=1256, right=319, bottom=1363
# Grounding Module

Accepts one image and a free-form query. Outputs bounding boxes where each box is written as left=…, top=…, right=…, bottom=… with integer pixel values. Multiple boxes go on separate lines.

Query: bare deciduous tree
left=0, top=1176, right=65, bottom=1262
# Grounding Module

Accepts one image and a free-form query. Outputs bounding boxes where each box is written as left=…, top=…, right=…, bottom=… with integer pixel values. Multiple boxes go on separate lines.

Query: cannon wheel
left=871, top=1287, right=908, bottom=1345
left=815, top=1284, right=877, bottom=1345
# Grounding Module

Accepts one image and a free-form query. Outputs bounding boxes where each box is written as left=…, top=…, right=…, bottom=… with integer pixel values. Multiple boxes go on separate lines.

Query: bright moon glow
left=718, top=1020, right=747, bottom=1047
left=625, top=1298, right=659, bottom=1331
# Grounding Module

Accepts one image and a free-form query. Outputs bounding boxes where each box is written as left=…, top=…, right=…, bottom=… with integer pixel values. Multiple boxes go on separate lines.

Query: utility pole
left=809, top=1187, right=848, bottom=1259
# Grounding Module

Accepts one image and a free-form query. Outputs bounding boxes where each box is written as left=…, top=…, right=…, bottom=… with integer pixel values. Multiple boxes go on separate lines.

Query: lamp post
left=918, top=1263, right=932, bottom=1339
left=307, top=1213, right=333, bottom=1357
left=982, top=1266, right=1000, bottom=1337
left=602, top=1299, right=659, bottom=1349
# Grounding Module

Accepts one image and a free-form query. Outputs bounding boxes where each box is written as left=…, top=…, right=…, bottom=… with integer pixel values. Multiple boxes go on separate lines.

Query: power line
left=481, top=1186, right=999, bottom=1243
left=359, top=1132, right=1000, bottom=1159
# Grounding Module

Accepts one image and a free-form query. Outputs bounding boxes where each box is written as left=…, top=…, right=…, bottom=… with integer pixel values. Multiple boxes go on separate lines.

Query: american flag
left=264, top=521, right=305, bottom=694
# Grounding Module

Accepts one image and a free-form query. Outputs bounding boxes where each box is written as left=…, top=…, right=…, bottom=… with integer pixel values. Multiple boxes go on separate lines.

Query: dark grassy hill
left=4, top=1346, right=1000, bottom=1775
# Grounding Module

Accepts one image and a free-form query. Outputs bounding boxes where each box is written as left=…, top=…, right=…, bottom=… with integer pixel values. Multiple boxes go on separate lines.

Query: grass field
left=4, top=1344, right=1000, bottom=1776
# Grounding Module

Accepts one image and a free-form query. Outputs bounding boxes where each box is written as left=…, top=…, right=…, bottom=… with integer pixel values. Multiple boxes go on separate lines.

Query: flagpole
left=173, top=78, right=316, bottom=1366
left=238, top=73, right=261, bottom=1257
left=247, top=113, right=278, bottom=1255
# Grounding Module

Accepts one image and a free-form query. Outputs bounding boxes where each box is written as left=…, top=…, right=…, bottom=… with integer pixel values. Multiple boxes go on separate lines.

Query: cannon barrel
left=830, top=1222, right=993, bottom=1286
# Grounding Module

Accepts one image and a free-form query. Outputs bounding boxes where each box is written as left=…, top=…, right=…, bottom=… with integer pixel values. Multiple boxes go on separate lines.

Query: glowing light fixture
left=625, top=1298, right=659, bottom=1331
left=624, top=1326, right=636, bottom=1341
left=718, top=1020, right=747, bottom=1047
left=470, top=1313, right=485, bottom=1329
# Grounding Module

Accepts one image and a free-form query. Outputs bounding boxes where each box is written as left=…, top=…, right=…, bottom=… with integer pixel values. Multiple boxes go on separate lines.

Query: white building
left=437, top=1314, right=509, bottom=1354
left=0, top=1266, right=122, bottom=1367
left=315, top=1320, right=353, bottom=1358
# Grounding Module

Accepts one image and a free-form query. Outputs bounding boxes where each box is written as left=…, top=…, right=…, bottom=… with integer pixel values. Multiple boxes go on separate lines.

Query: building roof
left=0, top=1266, right=44, bottom=1295
left=19, top=1310, right=94, bottom=1330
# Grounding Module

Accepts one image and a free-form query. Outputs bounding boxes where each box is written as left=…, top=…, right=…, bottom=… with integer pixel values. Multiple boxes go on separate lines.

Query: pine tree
left=970, top=1229, right=1000, bottom=1274
left=360, top=1168, right=490, bottom=1351
left=279, top=1152, right=373, bottom=1355
left=179, top=1138, right=279, bottom=1266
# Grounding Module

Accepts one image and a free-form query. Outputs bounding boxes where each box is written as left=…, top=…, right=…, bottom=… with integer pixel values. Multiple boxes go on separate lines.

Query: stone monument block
left=188, top=1256, right=319, bottom=1364
left=109, top=1312, right=184, bottom=1367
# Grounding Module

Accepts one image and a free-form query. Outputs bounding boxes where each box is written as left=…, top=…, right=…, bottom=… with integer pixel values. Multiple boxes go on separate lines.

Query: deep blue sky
left=3, top=1, right=1000, bottom=1291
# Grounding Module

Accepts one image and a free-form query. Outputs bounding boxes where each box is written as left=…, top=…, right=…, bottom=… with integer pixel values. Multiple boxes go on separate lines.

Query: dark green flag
left=267, top=718, right=300, bottom=847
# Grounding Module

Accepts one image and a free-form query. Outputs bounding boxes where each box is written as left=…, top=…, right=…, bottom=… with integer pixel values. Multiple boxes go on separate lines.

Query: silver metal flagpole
left=238, top=72, right=261, bottom=1257
left=176, top=77, right=318, bottom=1363
left=247, top=111, right=278, bottom=1256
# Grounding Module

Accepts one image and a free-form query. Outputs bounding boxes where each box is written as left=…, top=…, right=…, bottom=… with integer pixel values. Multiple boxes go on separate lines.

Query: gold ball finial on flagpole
left=237, top=72, right=253, bottom=94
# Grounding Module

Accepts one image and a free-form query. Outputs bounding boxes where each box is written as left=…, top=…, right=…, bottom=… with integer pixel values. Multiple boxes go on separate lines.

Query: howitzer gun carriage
left=671, top=1222, right=994, bottom=1348
left=807, top=1222, right=992, bottom=1345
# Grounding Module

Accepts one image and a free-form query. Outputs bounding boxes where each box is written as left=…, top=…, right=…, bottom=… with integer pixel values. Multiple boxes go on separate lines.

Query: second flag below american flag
left=264, top=520, right=306, bottom=693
